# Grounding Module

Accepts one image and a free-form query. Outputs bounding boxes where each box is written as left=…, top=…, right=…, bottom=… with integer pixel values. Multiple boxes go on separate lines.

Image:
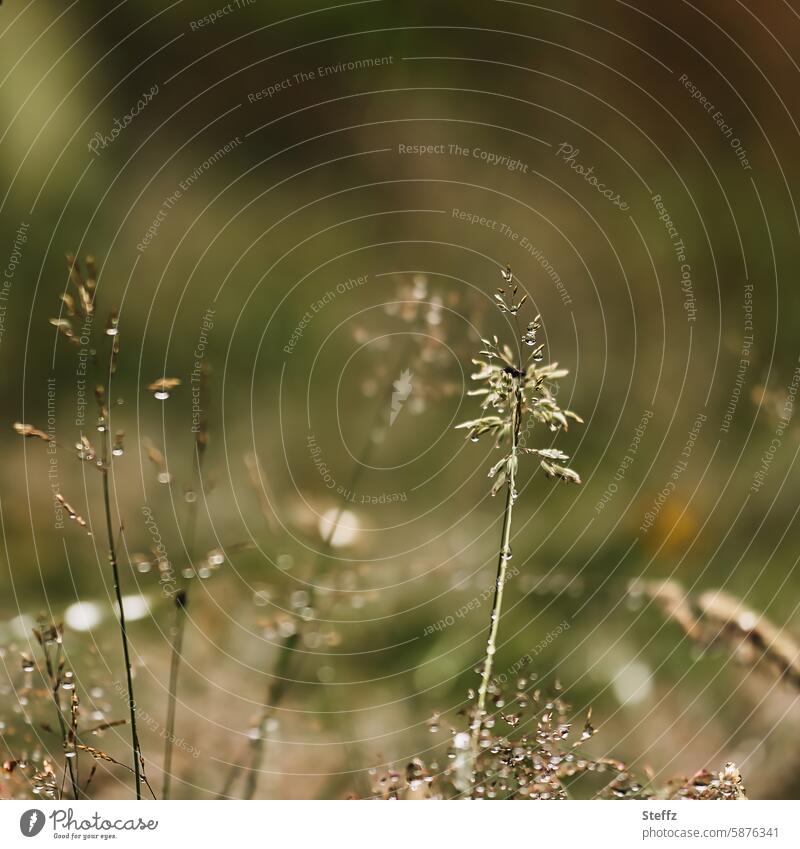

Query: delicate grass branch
left=456, top=265, right=582, bottom=789
left=220, top=353, right=403, bottom=799
left=34, top=622, right=79, bottom=799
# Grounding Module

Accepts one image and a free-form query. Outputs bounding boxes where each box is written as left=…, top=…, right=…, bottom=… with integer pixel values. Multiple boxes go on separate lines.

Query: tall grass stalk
left=45, top=255, right=145, bottom=799
left=237, top=436, right=373, bottom=800
left=162, top=586, right=188, bottom=800
left=163, top=369, right=208, bottom=799
left=98, top=388, right=143, bottom=799
left=220, top=357, right=402, bottom=799
left=456, top=266, right=582, bottom=790
left=473, top=380, right=522, bottom=740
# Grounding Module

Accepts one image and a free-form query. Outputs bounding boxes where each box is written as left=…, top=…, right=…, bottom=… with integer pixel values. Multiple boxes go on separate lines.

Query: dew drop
left=291, top=590, right=309, bottom=609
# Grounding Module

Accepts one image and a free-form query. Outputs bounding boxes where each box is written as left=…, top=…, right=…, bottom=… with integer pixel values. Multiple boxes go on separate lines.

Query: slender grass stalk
left=238, top=441, right=372, bottom=801
left=18, top=257, right=146, bottom=800
left=161, top=588, right=187, bottom=800
left=473, top=382, right=522, bottom=740
left=163, top=405, right=207, bottom=799
left=220, top=355, right=403, bottom=799
left=456, top=265, right=583, bottom=794
left=99, top=392, right=143, bottom=800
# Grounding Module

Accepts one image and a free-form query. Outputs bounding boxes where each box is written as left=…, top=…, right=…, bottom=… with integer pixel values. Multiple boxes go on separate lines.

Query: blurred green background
left=2, top=0, right=800, bottom=799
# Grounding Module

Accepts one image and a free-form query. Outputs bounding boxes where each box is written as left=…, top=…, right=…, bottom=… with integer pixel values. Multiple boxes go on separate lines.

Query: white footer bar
left=1, top=800, right=797, bottom=848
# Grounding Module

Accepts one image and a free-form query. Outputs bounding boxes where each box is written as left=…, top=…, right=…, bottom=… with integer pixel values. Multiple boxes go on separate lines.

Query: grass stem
left=163, top=367, right=208, bottom=799
left=162, top=443, right=205, bottom=799
left=220, top=361, right=400, bottom=799
left=100, top=418, right=143, bottom=799
left=471, top=380, right=523, bottom=789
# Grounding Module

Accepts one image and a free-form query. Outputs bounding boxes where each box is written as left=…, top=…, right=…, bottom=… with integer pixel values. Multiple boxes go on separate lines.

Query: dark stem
left=239, top=452, right=371, bottom=800
left=161, top=592, right=187, bottom=799
left=101, top=425, right=143, bottom=799
left=162, top=441, right=205, bottom=800
left=220, top=358, right=402, bottom=799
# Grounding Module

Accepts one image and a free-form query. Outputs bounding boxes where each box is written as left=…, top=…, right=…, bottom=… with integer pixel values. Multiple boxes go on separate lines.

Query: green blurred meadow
left=2, top=0, right=800, bottom=799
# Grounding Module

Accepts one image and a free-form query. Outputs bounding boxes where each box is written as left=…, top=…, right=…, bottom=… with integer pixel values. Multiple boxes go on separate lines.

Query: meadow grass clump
left=219, top=278, right=461, bottom=798
left=455, top=264, right=582, bottom=784
left=372, top=680, right=747, bottom=800
left=2, top=618, right=144, bottom=799
left=13, top=253, right=145, bottom=798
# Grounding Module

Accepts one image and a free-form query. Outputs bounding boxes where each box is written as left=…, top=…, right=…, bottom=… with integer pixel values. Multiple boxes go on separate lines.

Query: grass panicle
left=456, top=265, right=582, bottom=785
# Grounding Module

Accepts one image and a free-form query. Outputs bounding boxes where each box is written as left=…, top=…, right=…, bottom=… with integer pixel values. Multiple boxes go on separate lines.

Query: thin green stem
left=239, top=453, right=370, bottom=801
left=161, top=591, right=187, bottom=799
left=101, top=424, right=143, bottom=799
left=471, top=380, right=523, bottom=789
left=221, top=360, right=401, bottom=799
left=162, top=442, right=205, bottom=800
